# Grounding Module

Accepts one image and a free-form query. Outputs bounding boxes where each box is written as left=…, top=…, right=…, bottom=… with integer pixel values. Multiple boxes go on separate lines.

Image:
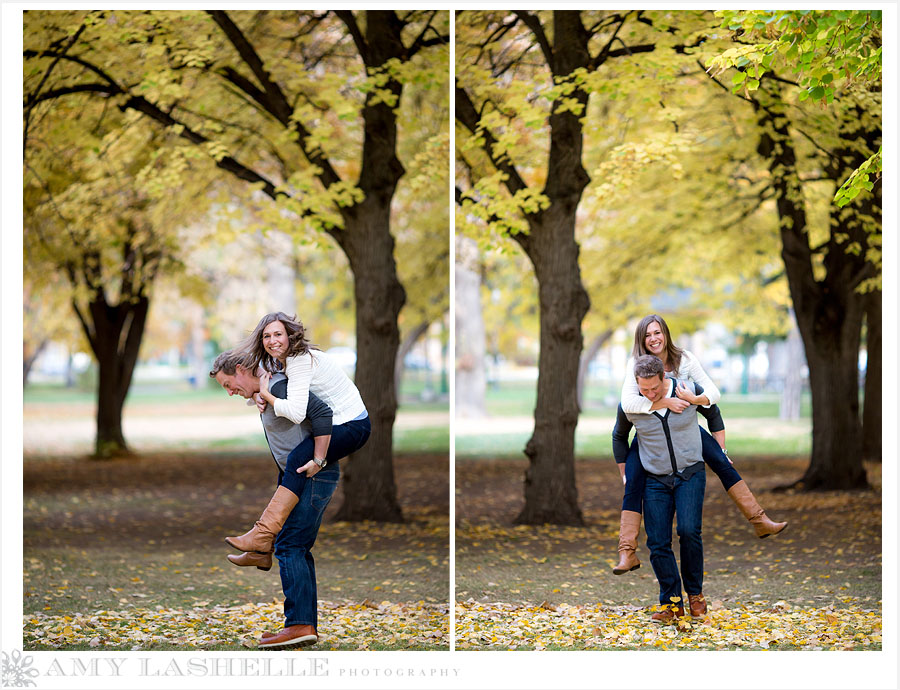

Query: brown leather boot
left=612, top=510, right=642, bottom=575
left=688, top=593, right=707, bottom=618
left=726, top=480, right=787, bottom=538
left=258, top=624, right=317, bottom=649
left=225, top=486, right=299, bottom=553
left=226, top=551, right=272, bottom=571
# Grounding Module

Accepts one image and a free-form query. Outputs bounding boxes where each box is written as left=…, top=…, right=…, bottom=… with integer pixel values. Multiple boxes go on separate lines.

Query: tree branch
left=333, top=10, right=369, bottom=64
left=514, top=11, right=553, bottom=67
left=455, top=81, right=528, bottom=196
left=406, top=11, right=448, bottom=58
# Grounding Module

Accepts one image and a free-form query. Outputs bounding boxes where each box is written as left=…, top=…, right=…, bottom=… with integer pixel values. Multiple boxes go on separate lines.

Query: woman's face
left=262, top=320, right=290, bottom=361
left=644, top=321, right=666, bottom=357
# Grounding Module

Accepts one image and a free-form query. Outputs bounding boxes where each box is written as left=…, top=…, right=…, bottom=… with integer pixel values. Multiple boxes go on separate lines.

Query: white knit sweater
left=272, top=351, right=367, bottom=426
left=620, top=349, right=720, bottom=414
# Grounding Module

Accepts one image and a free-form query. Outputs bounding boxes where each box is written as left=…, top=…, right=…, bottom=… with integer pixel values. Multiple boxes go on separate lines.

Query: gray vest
left=624, top=378, right=703, bottom=476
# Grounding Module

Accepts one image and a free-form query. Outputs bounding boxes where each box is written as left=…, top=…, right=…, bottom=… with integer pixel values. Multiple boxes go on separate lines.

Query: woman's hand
left=674, top=383, right=700, bottom=405
left=297, top=459, right=322, bottom=478
left=252, top=392, right=267, bottom=413
left=257, top=371, right=275, bottom=404
left=662, top=396, right=691, bottom=413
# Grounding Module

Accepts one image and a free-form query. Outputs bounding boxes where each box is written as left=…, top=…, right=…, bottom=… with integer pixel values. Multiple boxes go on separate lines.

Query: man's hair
left=634, top=354, right=665, bottom=380
left=209, top=349, right=244, bottom=378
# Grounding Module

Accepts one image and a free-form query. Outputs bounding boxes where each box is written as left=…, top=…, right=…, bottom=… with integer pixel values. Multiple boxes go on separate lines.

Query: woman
left=226, top=312, right=370, bottom=554
left=613, top=314, right=786, bottom=575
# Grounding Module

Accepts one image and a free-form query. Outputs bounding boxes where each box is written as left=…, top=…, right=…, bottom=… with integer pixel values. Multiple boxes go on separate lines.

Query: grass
left=23, top=451, right=450, bottom=651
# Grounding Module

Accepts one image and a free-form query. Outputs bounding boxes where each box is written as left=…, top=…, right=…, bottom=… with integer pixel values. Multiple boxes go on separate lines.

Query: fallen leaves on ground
left=24, top=599, right=449, bottom=650
left=455, top=598, right=881, bottom=650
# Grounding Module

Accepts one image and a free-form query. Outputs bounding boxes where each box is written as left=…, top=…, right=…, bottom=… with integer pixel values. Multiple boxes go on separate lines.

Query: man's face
left=637, top=374, right=666, bottom=402
left=215, top=365, right=259, bottom=399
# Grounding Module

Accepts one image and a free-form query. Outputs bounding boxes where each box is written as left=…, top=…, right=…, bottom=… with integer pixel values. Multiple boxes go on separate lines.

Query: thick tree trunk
left=515, top=212, right=590, bottom=525
left=512, top=11, right=592, bottom=525
left=796, top=302, right=867, bottom=488
left=756, top=95, right=876, bottom=490
left=86, top=295, right=150, bottom=458
left=455, top=235, right=487, bottom=419
left=576, top=330, right=612, bottom=411
left=862, top=289, right=881, bottom=461
left=332, top=11, right=406, bottom=522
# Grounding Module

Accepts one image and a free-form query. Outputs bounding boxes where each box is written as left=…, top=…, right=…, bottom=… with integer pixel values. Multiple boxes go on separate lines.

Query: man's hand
left=664, top=396, right=690, bottom=413
left=297, top=459, right=322, bottom=478
left=252, top=392, right=267, bottom=413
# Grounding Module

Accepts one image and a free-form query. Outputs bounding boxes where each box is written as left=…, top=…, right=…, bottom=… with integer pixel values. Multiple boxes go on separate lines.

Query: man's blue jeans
left=273, top=463, right=341, bottom=629
left=643, top=468, right=706, bottom=607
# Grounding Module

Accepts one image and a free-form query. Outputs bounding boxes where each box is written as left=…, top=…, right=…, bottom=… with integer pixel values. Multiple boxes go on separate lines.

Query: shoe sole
left=258, top=635, right=318, bottom=650
left=612, top=564, right=640, bottom=575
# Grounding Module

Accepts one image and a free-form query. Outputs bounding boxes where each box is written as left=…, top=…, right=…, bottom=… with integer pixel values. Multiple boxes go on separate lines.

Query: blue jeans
left=622, top=426, right=741, bottom=512
left=274, top=463, right=341, bottom=628
left=279, top=416, right=371, bottom=496
left=643, top=469, right=706, bottom=606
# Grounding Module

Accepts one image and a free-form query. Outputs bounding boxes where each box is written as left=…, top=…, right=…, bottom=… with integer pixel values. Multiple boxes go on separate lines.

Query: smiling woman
left=208, top=312, right=371, bottom=649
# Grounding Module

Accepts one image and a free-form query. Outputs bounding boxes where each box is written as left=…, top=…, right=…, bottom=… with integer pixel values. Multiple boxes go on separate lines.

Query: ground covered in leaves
left=455, top=455, right=882, bottom=650
left=23, top=452, right=449, bottom=651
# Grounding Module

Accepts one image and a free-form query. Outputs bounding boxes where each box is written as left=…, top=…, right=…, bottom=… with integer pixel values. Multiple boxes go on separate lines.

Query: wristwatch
left=313, top=457, right=327, bottom=468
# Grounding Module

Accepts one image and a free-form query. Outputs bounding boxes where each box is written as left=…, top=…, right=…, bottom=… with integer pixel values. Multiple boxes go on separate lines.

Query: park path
left=23, top=400, right=447, bottom=455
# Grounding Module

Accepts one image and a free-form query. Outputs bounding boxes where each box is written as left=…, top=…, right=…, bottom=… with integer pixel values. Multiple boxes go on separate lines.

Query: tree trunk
left=862, top=289, right=881, bottom=461
left=513, top=11, right=592, bottom=526
left=23, top=338, right=49, bottom=387
left=332, top=11, right=407, bottom=522
left=756, top=94, right=876, bottom=490
left=85, top=294, right=150, bottom=458
left=395, top=320, right=430, bottom=400
left=455, top=235, right=487, bottom=419
left=576, top=330, right=612, bottom=411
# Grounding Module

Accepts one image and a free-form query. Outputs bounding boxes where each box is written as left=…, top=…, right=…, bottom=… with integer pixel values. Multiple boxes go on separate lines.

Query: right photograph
left=454, top=9, right=883, bottom=651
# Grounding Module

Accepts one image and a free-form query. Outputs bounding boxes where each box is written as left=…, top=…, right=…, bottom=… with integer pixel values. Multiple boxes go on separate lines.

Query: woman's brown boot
left=612, top=510, right=642, bottom=574
left=226, top=551, right=273, bottom=571
left=225, top=486, right=299, bottom=553
left=726, top=480, right=787, bottom=538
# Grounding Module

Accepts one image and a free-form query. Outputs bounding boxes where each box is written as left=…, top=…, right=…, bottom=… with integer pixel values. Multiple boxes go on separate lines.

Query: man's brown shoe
left=226, top=551, right=272, bottom=571
left=650, top=606, right=685, bottom=624
left=258, top=625, right=317, bottom=649
left=688, top=593, right=707, bottom=618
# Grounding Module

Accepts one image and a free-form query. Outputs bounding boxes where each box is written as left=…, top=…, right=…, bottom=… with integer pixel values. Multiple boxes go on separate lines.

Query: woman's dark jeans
left=621, top=426, right=742, bottom=513
left=279, top=416, right=371, bottom=497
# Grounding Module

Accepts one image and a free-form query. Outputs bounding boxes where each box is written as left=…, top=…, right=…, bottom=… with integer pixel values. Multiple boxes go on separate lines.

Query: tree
left=705, top=9, right=882, bottom=486
left=457, top=10, right=691, bottom=525
left=25, top=10, right=449, bottom=518
left=24, top=104, right=204, bottom=456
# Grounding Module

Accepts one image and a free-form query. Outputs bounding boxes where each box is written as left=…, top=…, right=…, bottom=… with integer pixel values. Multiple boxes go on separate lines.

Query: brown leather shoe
left=688, top=593, right=707, bottom=618
left=226, top=551, right=272, bottom=571
left=258, top=624, right=317, bottom=649
left=650, top=606, right=685, bottom=624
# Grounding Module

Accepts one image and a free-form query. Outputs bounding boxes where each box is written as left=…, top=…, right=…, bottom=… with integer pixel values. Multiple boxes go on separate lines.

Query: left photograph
left=22, top=9, right=449, bottom=651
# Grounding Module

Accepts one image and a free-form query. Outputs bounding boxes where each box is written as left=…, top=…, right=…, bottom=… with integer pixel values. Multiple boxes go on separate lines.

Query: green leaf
left=732, top=71, right=747, bottom=85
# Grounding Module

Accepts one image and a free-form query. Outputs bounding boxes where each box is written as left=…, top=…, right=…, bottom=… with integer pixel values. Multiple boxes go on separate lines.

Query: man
left=611, top=354, right=710, bottom=623
left=210, top=350, right=336, bottom=649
